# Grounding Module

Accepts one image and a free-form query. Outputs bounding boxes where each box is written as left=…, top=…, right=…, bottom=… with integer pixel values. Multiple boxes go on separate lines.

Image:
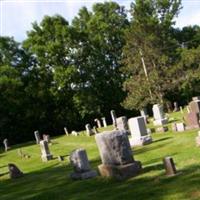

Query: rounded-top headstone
left=95, top=130, right=133, bottom=165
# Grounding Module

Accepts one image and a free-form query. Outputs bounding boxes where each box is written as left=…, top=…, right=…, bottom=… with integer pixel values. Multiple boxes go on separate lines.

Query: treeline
left=1, top=0, right=200, bottom=144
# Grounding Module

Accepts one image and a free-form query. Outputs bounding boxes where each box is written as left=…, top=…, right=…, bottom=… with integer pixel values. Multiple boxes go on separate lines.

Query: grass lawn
left=1, top=111, right=200, bottom=200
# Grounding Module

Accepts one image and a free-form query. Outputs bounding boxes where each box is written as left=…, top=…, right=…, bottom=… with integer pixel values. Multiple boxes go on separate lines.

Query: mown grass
left=1, top=111, right=200, bottom=200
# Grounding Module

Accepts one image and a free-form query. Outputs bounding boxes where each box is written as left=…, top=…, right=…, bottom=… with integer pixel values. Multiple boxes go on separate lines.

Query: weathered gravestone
left=173, top=102, right=180, bottom=112
left=34, top=130, right=41, bottom=144
left=116, top=116, right=129, bottom=131
left=95, top=130, right=142, bottom=180
left=184, top=112, right=200, bottom=129
left=156, top=126, right=168, bottom=133
left=94, top=119, right=102, bottom=128
left=110, top=110, right=117, bottom=128
left=8, top=163, right=23, bottom=179
left=85, top=124, right=95, bottom=136
left=152, top=104, right=168, bottom=126
left=3, top=138, right=10, bottom=152
left=101, top=117, right=107, bottom=127
left=69, top=149, right=97, bottom=180
left=40, top=140, right=53, bottom=162
left=189, top=100, right=200, bottom=114
left=71, top=131, right=79, bottom=136
left=163, top=157, right=178, bottom=177
left=93, top=126, right=98, bottom=134
left=64, top=127, right=69, bottom=135
left=43, top=134, right=51, bottom=143
left=192, top=96, right=200, bottom=101
left=176, top=123, right=185, bottom=132
left=128, top=117, right=152, bottom=146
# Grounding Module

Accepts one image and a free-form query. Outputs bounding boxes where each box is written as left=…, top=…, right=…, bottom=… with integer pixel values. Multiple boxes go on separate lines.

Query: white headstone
left=176, top=123, right=185, bottom=132
left=85, top=124, right=94, bottom=136
left=152, top=104, right=168, bottom=126
left=128, top=117, right=152, bottom=146
left=40, top=140, right=53, bottom=162
left=101, top=117, right=107, bottom=127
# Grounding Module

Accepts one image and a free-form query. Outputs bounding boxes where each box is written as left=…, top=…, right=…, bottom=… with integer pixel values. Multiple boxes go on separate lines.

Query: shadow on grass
left=153, top=137, right=173, bottom=143
left=2, top=155, right=200, bottom=200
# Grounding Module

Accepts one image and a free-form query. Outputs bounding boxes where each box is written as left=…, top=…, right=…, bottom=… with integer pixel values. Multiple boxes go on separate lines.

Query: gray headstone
left=8, top=163, right=23, bottom=179
left=163, top=157, right=177, bottom=176
left=40, top=140, right=53, bottom=162
left=116, top=116, right=128, bottom=131
left=95, top=130, right=142, bottom=179
left=94, top=119, right=102, bottom=128
left=110, top=110, right=117, bottom=127
left=69, top=149, right=97, bottom=180
left=34, top=130, right=41, bottom=144
left=64, top=127, right=69, bottom=135
left=189, top=100, right=200, bottom=114
left=95, top=130, right=133, bottom=165
left=85, top=124, right=94, bottom=136
left=3, top=138, right=9, bottom=152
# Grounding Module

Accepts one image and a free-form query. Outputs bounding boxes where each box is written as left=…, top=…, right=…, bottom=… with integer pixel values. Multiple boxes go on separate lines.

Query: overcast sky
left=1, top=0, right=200, bottom=42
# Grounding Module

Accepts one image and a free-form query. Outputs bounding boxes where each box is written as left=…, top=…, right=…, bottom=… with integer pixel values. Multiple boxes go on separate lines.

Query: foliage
left=122, top=0, right=182, bottom=110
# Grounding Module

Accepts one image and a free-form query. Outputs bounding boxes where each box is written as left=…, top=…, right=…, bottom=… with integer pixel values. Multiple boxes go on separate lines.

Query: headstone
left=3, top=138, right=10, bottom=152
left=176, top=123, right=185, bottom=132
left=58, top=155, right=64, bottom=162
left=186, top=106, right=190, bottom=113
left=173, top=102, right=180, bottom=112
left=171, top=123, right=177, bottom=132
left=189, top=100, right=200, bottom=114
left=128, top=117, right=152, bottom=146
left=71, top=131, right=79, bottom=136
left=180, top=106, right=183, bottom=114
left=110, top=110, right=117, bottom=127
left=94, top=119, right=102, bottom=128
left=195, top=131, right=200, bottom=147
left=163, top=157, right=177, bottom=176
left=93, top=126, right=98, bottom=134
left=140, top=107, right=148, bottom=117
left=40, top=140, right=53, bottom=162
left=85, top=124, right=95, bottom=136
left=101, top=117, right=107, bottom=127
left=152, top=104, right=168, bottom=126
left=192, top=96, right=200, bottom=101
left=34, top=130, right=41, bottom=144
left=69, top=148, right=97, bottom=180
left=8, top=163, right=23, bottom=179
left=43, top=134, right=51, bottom=143
left=95, top=130, right=142, bottom=180
left=64, top=127, right=69, bottom=135
left=184, top=112, right=200, bottom=129
left=156, top=126, right=168, bottom=133
left=116, top=116, right=128, bottom=131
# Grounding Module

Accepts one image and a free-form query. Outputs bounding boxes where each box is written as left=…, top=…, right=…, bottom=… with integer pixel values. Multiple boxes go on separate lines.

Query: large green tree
left=122, top=0, right=182, bottom=110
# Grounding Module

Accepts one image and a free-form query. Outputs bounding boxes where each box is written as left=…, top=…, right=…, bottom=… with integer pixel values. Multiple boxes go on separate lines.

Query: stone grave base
left=41, top=154, right=53, bottom=162
left=129, top=135, right=152, bottom=147
left=70, top=170, right=97, bottom=180
left=153, top=118, right=168, bottom=126
left=98, top=161, right=142, bottom=180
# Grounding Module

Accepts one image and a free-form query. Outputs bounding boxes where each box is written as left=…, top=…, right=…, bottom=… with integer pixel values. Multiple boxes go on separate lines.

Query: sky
left=1, top=0, right=200, bottom=42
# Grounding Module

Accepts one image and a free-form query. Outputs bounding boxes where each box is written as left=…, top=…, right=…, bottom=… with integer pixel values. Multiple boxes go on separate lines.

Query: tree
left=70, top=2, right=129, bottom=118
left=122, top=0, right=182, bottom=110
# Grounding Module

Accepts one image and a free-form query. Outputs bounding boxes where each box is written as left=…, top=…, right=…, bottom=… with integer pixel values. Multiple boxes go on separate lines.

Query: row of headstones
left=41, top=130, right=179, bottom=180
left=9, top=130, right=178, bottom=180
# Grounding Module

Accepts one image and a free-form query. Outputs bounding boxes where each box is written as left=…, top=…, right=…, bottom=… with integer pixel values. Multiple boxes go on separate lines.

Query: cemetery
left=1, top=0, right=200, bottom=199
left=1, top=106, right=200, bottom=199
